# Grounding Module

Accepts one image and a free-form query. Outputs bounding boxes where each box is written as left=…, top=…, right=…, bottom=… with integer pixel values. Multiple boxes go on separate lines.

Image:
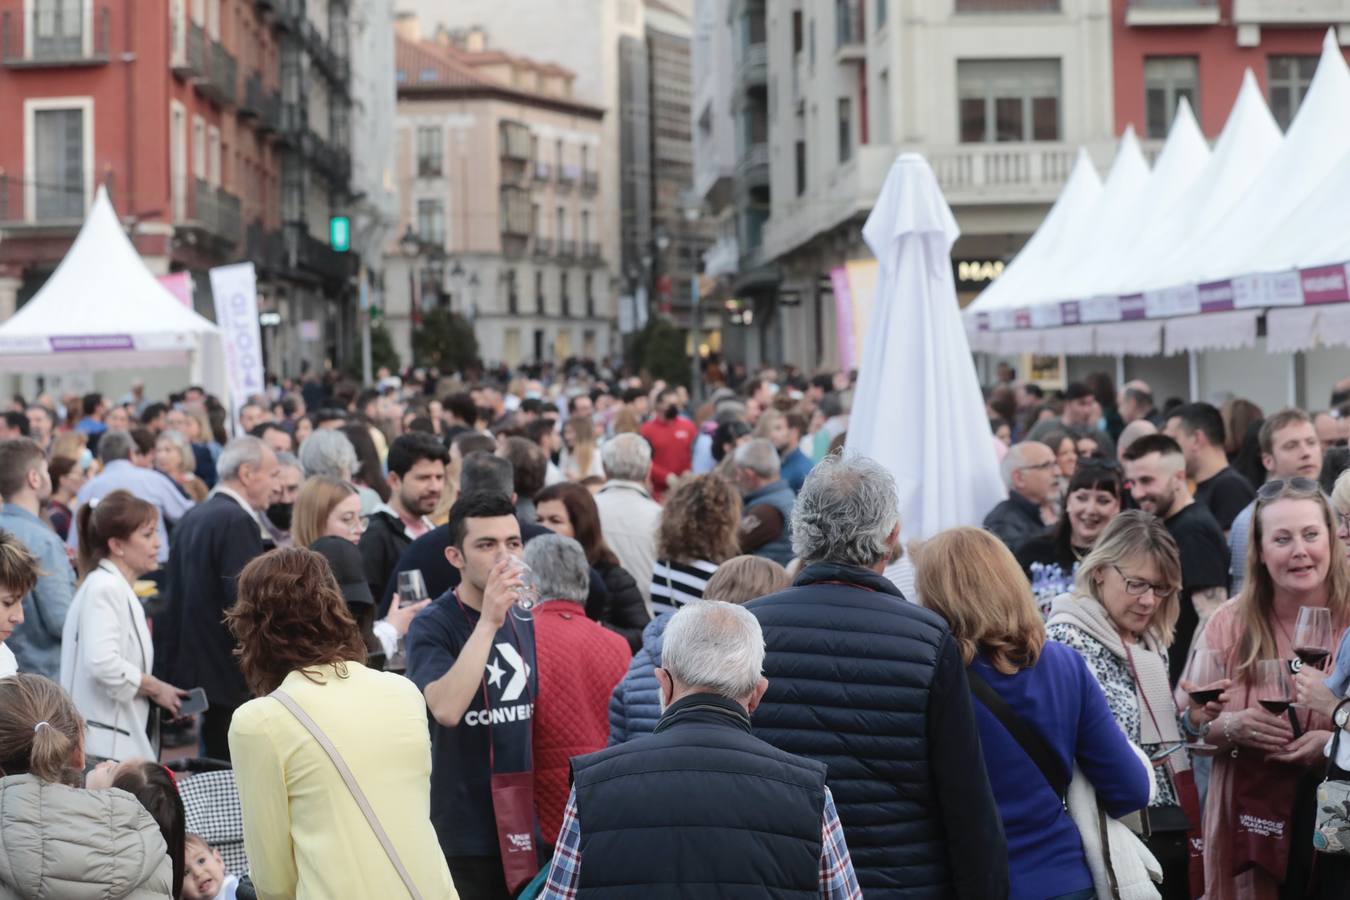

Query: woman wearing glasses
left=1047, top=512, right=1213, bottom=899
left=292, top=475, right=366, bottom=547
left=1017, top=459, right=1124, bottom=617
left=1182, top=477, right=1350, bottom=900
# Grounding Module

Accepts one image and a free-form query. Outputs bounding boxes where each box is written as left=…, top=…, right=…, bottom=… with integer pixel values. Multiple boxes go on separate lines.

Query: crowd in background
left=1, top=357, right=1350, bottom=899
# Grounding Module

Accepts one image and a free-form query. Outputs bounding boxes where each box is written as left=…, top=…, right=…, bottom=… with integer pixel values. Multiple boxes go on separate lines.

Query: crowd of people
left=1, top=360, right=1349, bottom=899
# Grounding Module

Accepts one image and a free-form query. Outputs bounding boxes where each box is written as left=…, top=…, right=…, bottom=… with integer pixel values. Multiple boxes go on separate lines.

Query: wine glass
left=509, top=558, right=539, bottom=623
left=397, top=570, right=430, bottom=608
left=1182, top=647, right=1227, bottom=751
left=1254, top=658, right=1295, bottom=719
left=1292, top=606, right=1333, bottom=708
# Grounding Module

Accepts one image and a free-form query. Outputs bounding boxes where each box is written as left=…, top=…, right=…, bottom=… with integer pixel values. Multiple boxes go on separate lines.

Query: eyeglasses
left=1257, top=477, right=1321, bottom=500
left=338, top=512, right=369, bottom=534
left=1337, top=511, right=1350, bottom=533
left=1111, top=565, right=1176, bottom=601
left=1018, top=460, right=1057, bottom=473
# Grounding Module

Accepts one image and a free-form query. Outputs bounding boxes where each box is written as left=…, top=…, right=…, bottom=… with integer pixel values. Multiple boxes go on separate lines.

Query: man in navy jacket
left=749, top=454, right=1009, bottom=899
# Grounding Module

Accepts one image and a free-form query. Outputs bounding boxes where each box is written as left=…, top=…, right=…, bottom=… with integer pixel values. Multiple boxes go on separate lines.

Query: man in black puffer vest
left=749, top=454, right=1010, bottom=899
left=540, top=600, right=862, bottom=898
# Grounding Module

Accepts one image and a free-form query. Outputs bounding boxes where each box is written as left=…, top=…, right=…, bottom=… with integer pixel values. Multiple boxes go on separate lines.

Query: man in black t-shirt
left=1164, top=402, right=1255, bottom=533
left=1123, top=434, right=1230, bottom=683
left=408, top=492, right=538, bottom=900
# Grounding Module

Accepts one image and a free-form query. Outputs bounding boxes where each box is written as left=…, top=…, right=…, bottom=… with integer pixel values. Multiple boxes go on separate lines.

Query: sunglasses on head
left=1256, top=477, right=1321, bottom=500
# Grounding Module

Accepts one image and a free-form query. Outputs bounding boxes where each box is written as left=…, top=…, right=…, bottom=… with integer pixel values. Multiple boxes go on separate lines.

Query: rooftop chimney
left=393, top=12, right=419, bottom=42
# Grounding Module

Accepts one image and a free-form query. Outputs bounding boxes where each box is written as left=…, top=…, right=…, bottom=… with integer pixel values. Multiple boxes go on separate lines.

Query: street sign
left=330, top=216, right=351, bottom=252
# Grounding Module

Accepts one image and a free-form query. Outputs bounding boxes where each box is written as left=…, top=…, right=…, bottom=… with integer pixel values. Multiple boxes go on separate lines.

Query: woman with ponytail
left=0, top=673, right=174, bottom=898
left=60, top=489, right=188, bottom=762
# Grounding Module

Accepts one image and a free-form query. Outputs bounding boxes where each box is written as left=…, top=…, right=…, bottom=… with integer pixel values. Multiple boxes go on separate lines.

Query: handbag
left=970, top=671, right=1162, bottom=900
left=1313, top=728, right=1350, bottom=855
left=270, top=690, right=425, bottom=900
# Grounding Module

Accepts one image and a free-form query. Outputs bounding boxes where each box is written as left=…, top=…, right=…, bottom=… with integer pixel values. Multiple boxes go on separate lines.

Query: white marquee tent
left=966, top=29, right=1350, bottom=379
left=0, top=186, right=228, bottom=398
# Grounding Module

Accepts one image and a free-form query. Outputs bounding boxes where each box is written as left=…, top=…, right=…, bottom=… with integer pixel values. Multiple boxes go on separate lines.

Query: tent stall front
left=0, top=187, right=229, bottom=398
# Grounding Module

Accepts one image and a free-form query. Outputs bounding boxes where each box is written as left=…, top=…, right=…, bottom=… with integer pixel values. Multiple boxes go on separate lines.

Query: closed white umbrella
left=846, top=154, right=1006, bottom=564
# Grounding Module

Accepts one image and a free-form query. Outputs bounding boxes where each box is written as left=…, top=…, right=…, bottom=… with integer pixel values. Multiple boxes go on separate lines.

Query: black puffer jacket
left=592, top=561, right=651, bottom=653
left=747, top=562, right=1009, bottom=900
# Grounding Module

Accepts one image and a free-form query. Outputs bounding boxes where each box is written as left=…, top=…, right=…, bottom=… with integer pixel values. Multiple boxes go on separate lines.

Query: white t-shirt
left=0, top=642, right=17, bottom=678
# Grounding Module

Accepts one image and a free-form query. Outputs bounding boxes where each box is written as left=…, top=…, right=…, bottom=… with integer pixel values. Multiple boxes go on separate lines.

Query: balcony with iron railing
left=582, top=241, right=602, bottom=262
left=303, top=21, right=349, bottom=88
left=274, top=0, right=303, bottom=32
left=239, top=71, right=263, bottom=119
left=302, top=129, right=351, bottom=183
left=287, top=223, right=354, bottom=283
left=534, top=237, right=554, bottom=257
left=581, top=170, right=599, bottom=194
left=556, top=165, right=578, bottom=193
left=534, top=161, right=553, bottom=182
left=173, top=19, right=207, bottom=79
left=198, top=40, right=238, bottom=106
left=834, top=0, right=864, bottom=60
left=0, top=173, right=95, bottom=229
left=2, top=2, right=110, bottom=67
left=1231, top=0, right=1337, bottom=26
left=736, top=42, right=767, bottom=91
left=557, top=239, right=578, bottom=259
left=735, top=143, right=770, bottom=191
left=188, top=178, right=242, bottom=248
left=1125, top=0, right=1219, bottom=26
left=245, top=220, right=285, bottom=273
left=277, top=99, right=307, bottom=145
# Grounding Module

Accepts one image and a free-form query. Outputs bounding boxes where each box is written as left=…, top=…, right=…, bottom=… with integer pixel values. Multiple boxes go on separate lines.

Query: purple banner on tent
left=1060, top=301, right=1081, bottom=325
left=1014, top=308, right=1032, bottom=329
left=1300, top=264, right=1350, bottom=305
left=975, top=312, right=990, bottom=331
left=1119, top=294, right=1146, bottom=321
left=50, top=335, right=134, bottom=352
left=1198, top=280, right=1235, bottom=313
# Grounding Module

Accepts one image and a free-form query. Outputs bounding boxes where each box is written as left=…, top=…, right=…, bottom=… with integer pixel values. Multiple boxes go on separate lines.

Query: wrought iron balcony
left=582, top=241, right=602, bottom=261
left=736, top=42, right=767, bottom=92
left=188, top=178, right=242, bottom=248
left=2, top=3, right=110, bottom=67
left=240, top=72, right=263, bottom=119
left=955, top=0, right=1062, bottom=11
left=1125, top=0, right=1218, bottom=26
left=534, top=161, right=553, bottom=182
left=245, top=220, right=285, bottom=273
left=198, top=40, right=237, bottom=106
left=557, top=239, right=578, bottom=259
left=534, top=237, right=554, bottom=257
left=290, top=224, right=354, bottom=283
left=0, top=173, right=90, bottom=227
left=581, top=170, right=599, bottom=194
left=556, top=165, right=578, bottom=193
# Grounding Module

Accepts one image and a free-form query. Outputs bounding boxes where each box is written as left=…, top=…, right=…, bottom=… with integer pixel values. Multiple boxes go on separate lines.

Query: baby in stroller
left=183, top=833, right=239, bottom=900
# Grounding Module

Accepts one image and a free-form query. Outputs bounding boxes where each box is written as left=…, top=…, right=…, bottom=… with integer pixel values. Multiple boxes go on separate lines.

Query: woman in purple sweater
left=916, top=528, right=1153, bottom=900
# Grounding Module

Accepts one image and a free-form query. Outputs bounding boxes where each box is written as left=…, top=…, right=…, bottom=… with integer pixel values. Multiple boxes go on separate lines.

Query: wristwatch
left=1334, top=699, right=1350, bottom=730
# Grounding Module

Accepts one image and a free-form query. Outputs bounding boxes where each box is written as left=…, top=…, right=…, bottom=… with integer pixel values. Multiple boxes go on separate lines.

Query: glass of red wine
left=1255, top=658, right=1295, bottom=718
left=1182, top=647, right=1226, bottom=751
left=1292, top=606, right=1333, bottom=708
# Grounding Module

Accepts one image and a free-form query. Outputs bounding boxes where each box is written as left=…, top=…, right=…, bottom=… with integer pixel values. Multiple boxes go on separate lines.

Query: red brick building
left=1114, top=1, right=1350, bottom=140
left=0, top=0, right=355, bottom=373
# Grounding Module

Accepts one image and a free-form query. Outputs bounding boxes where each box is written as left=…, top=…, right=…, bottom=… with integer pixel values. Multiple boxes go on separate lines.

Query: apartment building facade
left=390, top=30, right=611, bottom=367
left=0, top=0, right=365, bottom=377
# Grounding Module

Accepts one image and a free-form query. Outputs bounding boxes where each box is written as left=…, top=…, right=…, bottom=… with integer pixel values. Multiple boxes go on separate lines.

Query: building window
left=1268, top=55, right=1317, bottom=132
left=536, top=270, right=545, bottom=314
left=958, top=58, right=1061, bottom=143
left=556, top=206, right=567, bottom=240
left=808, top=18, right=815, bottom=67
left=416, top=199, right=445, bottom=245
left=193, top=116, right=206, bottom=178
left=795, top=140, right=807, bottom=195
left=876, top=70, right=892, bottom=144
left=555, top=138, right=565, bottom=168
left=416, top=126, right=442, bottom=176
left=207, top=126, right=221, bottom=187
left=792, top=10, right=803, bottom=54
left=506, top=270, right=518, bottom=314
left=1143, top=57, right=1198, bottom=139
left=581, top=210, right=591, bottom=244
left=837, top=98, right=852, bottom=163
left=560, top=271, right=570, bottom=316
left=585, top=273, right=594, bottom=317
left=32, top=106, right=86, bottom=220
left=876, top=0, right=887, bottom=28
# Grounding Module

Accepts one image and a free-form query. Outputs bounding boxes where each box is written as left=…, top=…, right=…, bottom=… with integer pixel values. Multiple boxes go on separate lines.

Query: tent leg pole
left=1288, top=352, right=1299, bottom=409
left=1187, top=350, right=1199, bottom=402
left=1115, top=355, right=1125, bottom=390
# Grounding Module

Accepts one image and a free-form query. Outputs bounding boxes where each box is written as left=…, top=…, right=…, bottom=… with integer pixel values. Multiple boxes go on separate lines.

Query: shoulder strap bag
left=968, top=669, right=1069, bottom=803
left=1314, top=708, right=1350, bottom=856
left=270, top=689, right=425, bottom=900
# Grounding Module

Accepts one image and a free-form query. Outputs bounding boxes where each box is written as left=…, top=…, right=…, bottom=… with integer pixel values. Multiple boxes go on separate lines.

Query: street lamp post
left=681, top=192, right=703, bottom=404
left=399, top=225, right=422, bottom=366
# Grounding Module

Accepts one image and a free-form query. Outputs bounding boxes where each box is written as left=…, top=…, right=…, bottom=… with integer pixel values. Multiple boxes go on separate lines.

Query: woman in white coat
left=60, top=490, right=187, bottom=761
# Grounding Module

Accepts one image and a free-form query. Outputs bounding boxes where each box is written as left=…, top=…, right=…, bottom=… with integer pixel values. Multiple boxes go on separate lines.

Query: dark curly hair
left=656, top=474, right=743, bottom=565
left=226, top=547, right=367, bottom=696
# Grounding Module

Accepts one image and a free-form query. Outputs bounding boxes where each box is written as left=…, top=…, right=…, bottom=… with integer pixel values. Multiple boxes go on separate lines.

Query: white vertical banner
left=209, top=262, right=264, bottom=434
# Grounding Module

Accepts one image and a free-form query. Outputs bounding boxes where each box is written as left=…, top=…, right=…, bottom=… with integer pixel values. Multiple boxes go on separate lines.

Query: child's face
left=182, top=841, right=226, bottom=900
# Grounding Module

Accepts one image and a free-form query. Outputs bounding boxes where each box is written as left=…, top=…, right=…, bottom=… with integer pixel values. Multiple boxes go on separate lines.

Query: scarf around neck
left=1048, top=592, right=1185, bottom=758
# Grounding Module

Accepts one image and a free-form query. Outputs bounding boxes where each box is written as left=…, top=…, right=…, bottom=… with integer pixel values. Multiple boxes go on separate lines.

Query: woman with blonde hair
left=291, top=475, right=364, bottom=548
left=1183, top=477, right=1350, bottom=900
left=1047, top=511, right=1213, bottom=898
left=609, top=555, right=789, bottom=745
left=649, top=474, right=743, bottom=616
left=560, top=414, right=604, bottom=481
left=914, top=527, right=1152, bottom=900
left=153, top=430, right=208, bottom=502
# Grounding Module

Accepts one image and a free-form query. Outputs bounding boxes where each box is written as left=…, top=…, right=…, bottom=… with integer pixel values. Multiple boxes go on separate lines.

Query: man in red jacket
left=639, top=388, right=696, bottom=500
left=525, top=533, right=632, bottom=847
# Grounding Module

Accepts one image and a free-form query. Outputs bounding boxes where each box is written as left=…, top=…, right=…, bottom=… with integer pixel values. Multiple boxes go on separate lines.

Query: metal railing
left=534, top=237, right=554, bottom=256
left=835, top=0, right=863, bottom=48
left=534, top=161, right=553, bottom=181
left=200, top=41, right=237, bottom=105
left=954, top=0, right=1062, bottom=11
left=556, top=165, right=578, bottom=192
left=582, top=241, right=602, bottom=261
left=245, top=220, right=284, bottom=272
left=736, top=42, right=767, bottom=89
left=735, top=143, right=770, bottom=186
left=191, top=178, right=242, bottom=245
left=581, top=170, right=599, bottom=193
left=557, top=239, right=577, bottom=258
left=2, top=3, right=110, bottom=66
left=290, top=225, right=354, bottom=282
left=0, top=173, right=96, bottom=225
left=240, top=72, right=264, bottom=118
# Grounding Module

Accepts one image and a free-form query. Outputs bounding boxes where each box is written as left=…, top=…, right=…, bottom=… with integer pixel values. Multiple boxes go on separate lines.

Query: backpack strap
left=968, top=669, right=1070, bottom=804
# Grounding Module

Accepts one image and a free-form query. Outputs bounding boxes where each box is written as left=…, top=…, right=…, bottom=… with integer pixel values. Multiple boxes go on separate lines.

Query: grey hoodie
left=0, top=773, right=173, bottom=900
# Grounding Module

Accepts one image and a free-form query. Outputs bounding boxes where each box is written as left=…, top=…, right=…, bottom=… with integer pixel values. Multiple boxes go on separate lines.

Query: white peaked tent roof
left=0, top=186, right=228, bottom=396
left=1033, top=128, right=1151, bottom=305
left=1122, top=70, right=1283, bottom=293
left=1165, top=30, right=1350, bottom=286
left=1095, top=98, right=1211, bottom=292
left=964, top=148, right=1101, bottom=316
left=1248, top=147, right=1350, bottom=272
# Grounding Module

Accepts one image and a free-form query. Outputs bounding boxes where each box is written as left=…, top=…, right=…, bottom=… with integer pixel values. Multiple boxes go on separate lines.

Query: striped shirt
left=649, top=558, right=719, bottom=616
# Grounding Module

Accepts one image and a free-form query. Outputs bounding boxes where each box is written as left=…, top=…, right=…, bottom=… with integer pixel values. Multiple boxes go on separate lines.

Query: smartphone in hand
left=177, top=687, right=209, bottom=718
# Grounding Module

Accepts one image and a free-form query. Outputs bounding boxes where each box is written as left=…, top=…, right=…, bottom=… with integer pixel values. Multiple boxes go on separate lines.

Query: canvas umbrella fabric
left=847, top=153, right=1006, bottom=557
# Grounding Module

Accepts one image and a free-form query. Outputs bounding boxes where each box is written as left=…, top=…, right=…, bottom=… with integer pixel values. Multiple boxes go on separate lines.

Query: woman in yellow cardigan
left=225, top=547, right=456, bottom=900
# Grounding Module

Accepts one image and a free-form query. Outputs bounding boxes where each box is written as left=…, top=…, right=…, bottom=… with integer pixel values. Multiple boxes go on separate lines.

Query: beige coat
left=0, top=773, right=173, bottom=899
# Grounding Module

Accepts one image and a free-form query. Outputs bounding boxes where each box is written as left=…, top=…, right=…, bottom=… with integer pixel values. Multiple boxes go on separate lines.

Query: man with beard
left=360, top=432, right=449, bottom=601
left=1122, top=434, right=1229, bottom=682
